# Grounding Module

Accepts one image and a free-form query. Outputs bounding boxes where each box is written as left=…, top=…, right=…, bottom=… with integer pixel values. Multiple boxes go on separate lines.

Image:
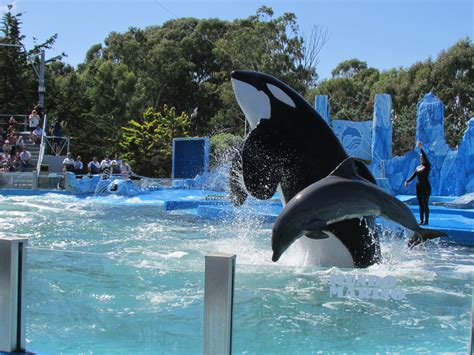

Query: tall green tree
left=0, top=6, right=32, bottom=114
left=431, top=38, right=473, bottom=146
left=0, top=5, right=59, bottom=116
left=310, top=61, right=379, bottom=122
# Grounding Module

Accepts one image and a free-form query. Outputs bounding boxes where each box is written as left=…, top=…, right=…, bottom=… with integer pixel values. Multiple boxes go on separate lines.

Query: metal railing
left=0, top=114, right=29, bottom=133
left=35, top=114, right=48, bottom=175
left=43, top=135, right=70, bottom=156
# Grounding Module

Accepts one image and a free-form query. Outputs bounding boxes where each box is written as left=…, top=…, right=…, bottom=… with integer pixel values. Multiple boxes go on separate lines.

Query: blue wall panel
left=172, top=138, right=210, bottom=179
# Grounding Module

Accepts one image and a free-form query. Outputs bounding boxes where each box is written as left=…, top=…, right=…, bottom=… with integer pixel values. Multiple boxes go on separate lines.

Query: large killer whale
left=272, top=158, right=448, bottom=262
left=230, top=70, right=380, bottom=268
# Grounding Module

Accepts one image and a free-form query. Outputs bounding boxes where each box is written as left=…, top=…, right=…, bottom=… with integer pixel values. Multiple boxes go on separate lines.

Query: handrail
left=0, top=114, right=29, bottom=132
left=35, top=114, right=48, bottom=175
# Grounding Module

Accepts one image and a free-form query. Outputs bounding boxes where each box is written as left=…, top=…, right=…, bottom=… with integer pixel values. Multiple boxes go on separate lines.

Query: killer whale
left=272, top=158, right=448, bottom=262
left=230, top=70, right=380, bottom=268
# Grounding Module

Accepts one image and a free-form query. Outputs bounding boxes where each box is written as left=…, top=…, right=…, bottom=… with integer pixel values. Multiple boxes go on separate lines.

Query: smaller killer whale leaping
left=230, top=70, right=380, bottom=268
left=271, top=158, right=448, bottom=262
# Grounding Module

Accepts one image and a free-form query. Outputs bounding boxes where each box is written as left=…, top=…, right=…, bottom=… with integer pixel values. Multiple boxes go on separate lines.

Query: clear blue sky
left=2, top=0, right=473, bottom=80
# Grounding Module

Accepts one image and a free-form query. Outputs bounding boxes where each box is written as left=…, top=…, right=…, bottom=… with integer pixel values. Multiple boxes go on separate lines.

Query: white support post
left=203, top=254, right=236, bottom=355
left=0, top=238, right=28, bottom=353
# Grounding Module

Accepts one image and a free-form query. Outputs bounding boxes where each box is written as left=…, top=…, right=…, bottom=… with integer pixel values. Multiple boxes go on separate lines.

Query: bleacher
left=0, top=114, right=69, bottom=189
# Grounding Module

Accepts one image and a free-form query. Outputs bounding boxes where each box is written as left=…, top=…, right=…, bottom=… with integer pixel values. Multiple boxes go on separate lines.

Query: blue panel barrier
left=172, top=138, right=210, bottom=179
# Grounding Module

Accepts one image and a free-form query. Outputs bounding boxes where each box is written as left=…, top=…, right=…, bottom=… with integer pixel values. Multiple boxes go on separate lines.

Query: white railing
left=35, top=114, right=48, bottom=175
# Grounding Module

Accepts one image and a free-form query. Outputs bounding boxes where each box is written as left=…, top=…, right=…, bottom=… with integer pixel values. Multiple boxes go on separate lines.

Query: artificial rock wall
left=315, top=92, right=474, bottom=196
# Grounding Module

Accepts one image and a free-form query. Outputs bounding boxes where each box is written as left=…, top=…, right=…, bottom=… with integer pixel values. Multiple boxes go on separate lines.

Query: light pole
left=38, top=50, right=45, bottom=108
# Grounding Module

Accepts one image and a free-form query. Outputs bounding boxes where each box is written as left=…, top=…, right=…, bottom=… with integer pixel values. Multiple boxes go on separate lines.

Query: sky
left=1, top=0, right=473, bottom=80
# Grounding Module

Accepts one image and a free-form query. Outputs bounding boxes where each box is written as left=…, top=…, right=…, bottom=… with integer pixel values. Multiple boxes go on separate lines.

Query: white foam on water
left=454, top=264, right=474, bottom=273
left=143, top=250, right=188, bottom=259
left=138, top=289, right=201, bottom=309
left=91, top=293, right=116, bottom=302
left=201, top=217, right=274, bottom=266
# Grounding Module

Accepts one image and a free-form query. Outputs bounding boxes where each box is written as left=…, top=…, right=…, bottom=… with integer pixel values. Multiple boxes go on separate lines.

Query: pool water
left=0, top=191, right=472, bottom=353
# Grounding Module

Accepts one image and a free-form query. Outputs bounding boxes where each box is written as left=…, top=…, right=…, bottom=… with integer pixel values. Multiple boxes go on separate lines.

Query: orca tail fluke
left=408, top=228, right=448, bottom=249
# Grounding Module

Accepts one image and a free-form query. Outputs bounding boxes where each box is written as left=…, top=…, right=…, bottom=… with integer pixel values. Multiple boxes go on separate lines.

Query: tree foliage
left=119, top=105, right=190, bottom=177
left=0, top=6, right=59, bottom=115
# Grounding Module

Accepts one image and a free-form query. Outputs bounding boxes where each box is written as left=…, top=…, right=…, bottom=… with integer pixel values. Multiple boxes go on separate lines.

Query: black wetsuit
left=406, top=149, right=431, bottom=224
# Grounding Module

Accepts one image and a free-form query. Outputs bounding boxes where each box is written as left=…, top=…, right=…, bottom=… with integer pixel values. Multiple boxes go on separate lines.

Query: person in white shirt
left=63, top=152, right=75, bottom=172
left=100, top=156, right=112, bottom=173
left=1, top=151, right=11, bottom=171
left=28, top=110, right=40, bottom=132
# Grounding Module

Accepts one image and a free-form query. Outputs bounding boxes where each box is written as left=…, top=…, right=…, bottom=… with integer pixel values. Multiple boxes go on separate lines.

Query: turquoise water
left=0, top=191, right=472, bottom=353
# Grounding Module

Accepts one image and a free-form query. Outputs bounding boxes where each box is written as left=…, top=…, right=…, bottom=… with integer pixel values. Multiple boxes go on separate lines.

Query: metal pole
left=38, top=50, right=45, bottom=109
left=470, top=292, right=473, bottom=355
left=0, top=238, right=28, bottom=353
left=203, top=254, right=236, bottom=355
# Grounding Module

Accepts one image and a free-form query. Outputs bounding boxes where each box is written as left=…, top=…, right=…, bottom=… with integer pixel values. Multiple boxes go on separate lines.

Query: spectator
left=74, top=156, right=83, bottom=174
left=0, top=127, right=6, bottom=145
left=19, top=147, right=31, bottom=170
left=31, top=126, right=43, bottom=144
left=87, top=157, right=100, bottom=175
left=2, top=140, right=11, bottom=155
left=10, top=152, right=22, bottom=172
left=16, top=135, right=25, bottom=149
left=1, top=151, right=11, bottom=171
left=121, top=159, right=132, bottom=179
left=100, top=156, right=112, bottom=173
left=111, top=159, right=121, bottom=175
left=9, top=133, right=18, bottom=156
left=8, top=116, right=18, bottom=130
left=63, top=152, right=74, bottom=172
left=28, top=109, right=40, bottom=133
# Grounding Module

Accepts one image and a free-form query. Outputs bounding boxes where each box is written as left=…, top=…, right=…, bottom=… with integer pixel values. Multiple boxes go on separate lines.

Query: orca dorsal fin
left=329, top=157, right=358, bottom=179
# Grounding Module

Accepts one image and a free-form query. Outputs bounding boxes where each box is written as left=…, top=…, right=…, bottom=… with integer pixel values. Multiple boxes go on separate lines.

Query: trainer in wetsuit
left=404, top=141, right=432, bottom=225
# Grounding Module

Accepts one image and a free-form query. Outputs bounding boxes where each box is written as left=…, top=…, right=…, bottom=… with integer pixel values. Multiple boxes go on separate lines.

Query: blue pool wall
left=172, top=137, right=210, bottom=179
left=315, top=92, right=474, bottom=196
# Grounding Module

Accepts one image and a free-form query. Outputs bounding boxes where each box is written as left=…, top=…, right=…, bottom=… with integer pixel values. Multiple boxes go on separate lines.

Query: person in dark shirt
left=405, top=141, right=432, bottom=225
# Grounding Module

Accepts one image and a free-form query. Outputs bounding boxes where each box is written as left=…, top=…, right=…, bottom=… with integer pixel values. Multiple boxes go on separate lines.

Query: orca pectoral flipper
left=242, top=121, right=286, bottom=200
left=229, top=147, right=247, bottom=206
